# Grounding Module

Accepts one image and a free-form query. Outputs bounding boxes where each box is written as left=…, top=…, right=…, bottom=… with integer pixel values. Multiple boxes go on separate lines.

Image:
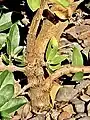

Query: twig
left=43, top=65, right=90, bottom=90
left=0, top=64, right=25, bottom=72
left=16, top=65, right=90, bottom=95
left=46, top=65, right=90, bottom=82
left=83, top=75, right=90, bottom=79
left=58, top=43, right=72, bottom=49
left=15, top=83, right=31, bottom=97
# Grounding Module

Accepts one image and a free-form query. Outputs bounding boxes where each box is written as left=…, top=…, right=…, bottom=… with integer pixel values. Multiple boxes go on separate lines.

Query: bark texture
left=26, top=0, right=69, bottom=112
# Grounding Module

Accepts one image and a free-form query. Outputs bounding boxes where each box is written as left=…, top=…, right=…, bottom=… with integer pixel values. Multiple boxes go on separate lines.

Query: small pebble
left=62, top=104, right=75, bottom=117
left=86, top=85, right=90, bottom=96
left=80, top=94, right=90, bottom=102
left=75, top=113, right=87, bottom=119
left=71, top=98, right=82, bottom=104
left=75, top=80, right=90, bottom=92
left=58, top=111, right=71, bottom=120
left=75, top=101, right=85, bottom=113
left=56, top=86, right=78, bottom=102
left=78, top=116, right=90, bottom=120
left=87, top=102, right=90, bottom=116
left=51, top=109, right=60, bottom=120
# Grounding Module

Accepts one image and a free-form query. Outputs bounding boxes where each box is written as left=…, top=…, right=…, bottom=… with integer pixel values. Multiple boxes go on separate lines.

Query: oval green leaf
left=0, top=33, right=7, bottom=50
left=46, top=37, right=58, bottom=62
left=14, top=55, right=24, bottom=63
left=0, top=95, right=6, bottom=107
left=72, top=72, right=83, bottom=82
left=72, top=47, right=83, bottom=66
left=0, top=112, right=11, bottom=120
left=0, top=12, right=12, bottom=32
left=0, top=85, right=14, bottom=102
left=0, top=97, right=27, bottom=113
left=27, top=0, right=40, bottom=12
left=0, top=70, right=14, bottom=89
left=49, top=64, right=60, bottom=71
left=50, top=54, right=68, bottom=65
left=14, top=46, right=23, bottom=56
left=7, top=24, right=20, bottom=56
left=1, top=54, right=9, bottom=64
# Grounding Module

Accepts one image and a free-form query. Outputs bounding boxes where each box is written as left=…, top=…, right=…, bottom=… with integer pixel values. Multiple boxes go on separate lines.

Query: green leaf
left=46, top=37, right=58, bottom=62
left=15, top=62, right=25, bottom=67
left=1, top=54, right=9, bottom=64
left=14, top=46, right=23, bottom=56
left=0, top=112, right=11, bottom=120
left=7, top=24, right=20, bottom=56
left=27, top=0, right=40, bottom=12
left=0, top=72, right=14, bottom=108
left=0, top=71, right=14, bottom=104
left=0, top=70, right=9, bottom=88
left=0, top=33, right=7, bottom=50
left=0, top=5, right=8, bottom=10
left=6, top=38, right=11, bottom=56
left=0, top=85, right=14, bottom=102
left=51, top=0, right=70, bottom=7
left=14, top=55, right=25, bottom=63
left=15, top=55, right=25, bottom=66
left=50, top=36, right=58, bottom=47
left=72, top=72, right=83, bottom=82
left=72, top=47, right=83, bottom=66
left=0, top=12, right=12, bottom=32
left=49, top=64, right=60, bottom=71
left=17, top=20, right=24, bottom=27
left=1, top=117, right=10, bottom=120
left=0, top=97, right=27, bottom=113
left=0, top=95, right=6, bottom=107
left=0, top=70, right=14, bottom=88
left=50, top=54, right=68, bottom=65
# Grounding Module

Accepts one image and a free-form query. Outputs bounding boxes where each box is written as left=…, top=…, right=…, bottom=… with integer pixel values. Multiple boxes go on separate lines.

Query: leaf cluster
left=0, top=11, right=25, bottom=66
left=0, top=7, right=27, bottom=119
left=46, top=37, right=68, bottom=73
left=46, top=37, right=84, bottom=82
left=0, top=70, right=27, bottom=120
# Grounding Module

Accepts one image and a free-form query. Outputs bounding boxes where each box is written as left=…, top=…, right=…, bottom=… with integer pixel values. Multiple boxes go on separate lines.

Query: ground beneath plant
left=1, top=0, right=90, bottom=120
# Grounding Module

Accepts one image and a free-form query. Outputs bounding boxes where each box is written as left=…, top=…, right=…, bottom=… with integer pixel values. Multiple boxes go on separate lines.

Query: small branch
left=15, top=65, right=90, bottom=95
left=46, top=65, right=90, bottom=82
left=43, top=65, right=90, bottom=90
left=83, top=75, right=90, bottom=79
left=0, top=64, right=25, bottom=72
left=15, top=83, right=31, bottom=97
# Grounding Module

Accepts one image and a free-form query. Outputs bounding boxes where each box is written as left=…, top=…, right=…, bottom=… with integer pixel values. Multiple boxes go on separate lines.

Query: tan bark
left=26, top=0, right=79, bottom=112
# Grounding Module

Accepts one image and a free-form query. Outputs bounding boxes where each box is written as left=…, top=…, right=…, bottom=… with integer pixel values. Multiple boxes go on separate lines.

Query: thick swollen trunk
left=26, top=0, right=68, bottom=112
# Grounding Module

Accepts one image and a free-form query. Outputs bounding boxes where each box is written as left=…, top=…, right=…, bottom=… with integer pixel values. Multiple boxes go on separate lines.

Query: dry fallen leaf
left=50, top=0, right=83, bottom=19
left=51, top=4, right=68, bottom=19
left=50, top=82, right=62, bottom=106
